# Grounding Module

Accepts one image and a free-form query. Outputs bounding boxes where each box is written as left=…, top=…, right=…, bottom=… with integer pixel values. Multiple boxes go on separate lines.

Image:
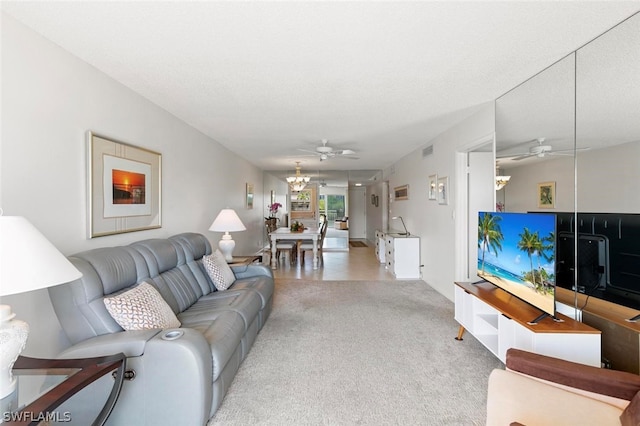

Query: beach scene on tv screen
left=478, top=212, right=556, bottom=315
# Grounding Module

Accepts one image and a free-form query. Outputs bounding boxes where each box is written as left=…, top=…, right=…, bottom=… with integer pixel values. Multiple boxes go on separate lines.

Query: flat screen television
left=477, top=211, right=557, bottom=323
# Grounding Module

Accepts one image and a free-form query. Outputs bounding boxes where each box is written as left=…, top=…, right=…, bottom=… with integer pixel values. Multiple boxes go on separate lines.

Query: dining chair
left=265, top=221, right=297, bottom=264
left=298, top=220, right=328, bottom=265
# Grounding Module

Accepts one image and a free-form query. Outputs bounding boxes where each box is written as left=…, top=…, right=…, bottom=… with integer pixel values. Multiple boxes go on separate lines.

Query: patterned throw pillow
left=203, top=249, right=236, bottom=291
left=103, top=282, right=181, bottom=330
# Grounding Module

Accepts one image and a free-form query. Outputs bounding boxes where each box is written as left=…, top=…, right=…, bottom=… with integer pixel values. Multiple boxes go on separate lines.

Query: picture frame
left=88, top=132, right=161, bottom=238
left=270, top=190, right=276, bottom=206
left=437, top=176, right=449, bottom=205
left=371, top=194, right=376, bottom=205
left=428, top=174, right=437, bottom=200
left=394, top=185, right=409, bottom=201
left=375, top=195, right=379, bottom=207
left=246, top=183, right=254, bottom=209
left=537, top=181, right=556, bottom=208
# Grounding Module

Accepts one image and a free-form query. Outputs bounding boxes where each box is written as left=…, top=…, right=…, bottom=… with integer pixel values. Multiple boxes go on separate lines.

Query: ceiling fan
left=498, top=138, right=589, bottom=161
left=297, top=139, right=359, bottom=161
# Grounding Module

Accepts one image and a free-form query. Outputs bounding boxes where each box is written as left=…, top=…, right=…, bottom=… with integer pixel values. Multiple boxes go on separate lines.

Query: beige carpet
left=208, top=279, right=502, bottom=425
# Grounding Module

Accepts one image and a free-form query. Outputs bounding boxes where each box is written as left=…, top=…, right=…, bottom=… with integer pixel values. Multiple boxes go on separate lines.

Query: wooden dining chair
left=298, top=220, right=328, bottom=265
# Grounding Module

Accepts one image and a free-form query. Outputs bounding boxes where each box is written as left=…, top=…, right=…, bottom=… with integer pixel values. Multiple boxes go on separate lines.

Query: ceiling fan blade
left=512, top=153, right=536, bottom=161
left=336, top=149, right=356, bottom=155
left=297, top=148, right=320, bottom=155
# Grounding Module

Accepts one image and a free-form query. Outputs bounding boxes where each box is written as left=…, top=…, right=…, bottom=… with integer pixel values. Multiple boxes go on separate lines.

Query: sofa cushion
left=103, top=282, right=181, bottom=330
left=203, top=250, right=236, bottom=290
left=179, top=310, right=245, bottom=381
left=179, top=289, right=261, bottom=332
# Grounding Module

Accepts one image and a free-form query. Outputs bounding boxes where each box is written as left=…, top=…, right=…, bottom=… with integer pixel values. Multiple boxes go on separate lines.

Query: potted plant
left=267, top=202, right=282, bottom=218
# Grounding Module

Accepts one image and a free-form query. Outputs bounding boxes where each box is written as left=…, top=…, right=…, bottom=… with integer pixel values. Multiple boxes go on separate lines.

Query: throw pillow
left=103, top=281, right=181, bottom=330
left=203, top=249, right=236, bottom=291
left=621, top=390, right=640, bottom=426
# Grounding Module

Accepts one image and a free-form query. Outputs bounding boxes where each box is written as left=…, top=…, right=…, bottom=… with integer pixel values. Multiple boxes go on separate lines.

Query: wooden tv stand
left=556, top=287, right=640, bottom=373
left=454, top=281, right=601, bottom=367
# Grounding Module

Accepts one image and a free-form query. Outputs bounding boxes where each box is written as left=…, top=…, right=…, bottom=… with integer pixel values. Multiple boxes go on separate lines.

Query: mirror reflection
left=495, top=54, right=576, bottom=213
left=576, top=12, right=640, bottom=214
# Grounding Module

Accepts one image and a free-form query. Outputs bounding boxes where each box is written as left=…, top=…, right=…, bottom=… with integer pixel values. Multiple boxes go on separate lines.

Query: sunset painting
left=112, top=169, right=146, bottom=204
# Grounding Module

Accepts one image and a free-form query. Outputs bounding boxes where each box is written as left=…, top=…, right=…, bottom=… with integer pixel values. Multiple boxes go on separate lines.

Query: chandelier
left=286, top=162, right=310, bottom=191
left=495, top=166, right=511, bottom=191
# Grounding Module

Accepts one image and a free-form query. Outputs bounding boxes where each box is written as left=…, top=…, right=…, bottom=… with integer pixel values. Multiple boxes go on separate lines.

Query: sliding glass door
left=319, top=194, right=345, bottom=227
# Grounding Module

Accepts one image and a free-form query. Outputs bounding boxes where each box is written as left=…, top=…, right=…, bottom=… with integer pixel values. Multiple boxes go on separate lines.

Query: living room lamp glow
left=0, top=213, right=82, bottom=400
left=209, top=208, right=246, bottom=262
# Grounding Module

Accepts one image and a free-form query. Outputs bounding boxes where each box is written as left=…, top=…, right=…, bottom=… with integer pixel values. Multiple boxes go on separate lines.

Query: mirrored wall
left=494, top=11, right=640, bottom=313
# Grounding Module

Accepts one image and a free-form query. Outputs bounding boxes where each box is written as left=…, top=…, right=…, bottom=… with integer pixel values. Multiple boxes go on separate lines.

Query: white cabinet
left=454, top=282, right=601, bottom=367
left=384, top=234, right=420, bottom=279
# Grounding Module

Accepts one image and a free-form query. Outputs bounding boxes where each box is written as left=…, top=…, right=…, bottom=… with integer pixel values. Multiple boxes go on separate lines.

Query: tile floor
left=269, top=239, right=395, bottom=281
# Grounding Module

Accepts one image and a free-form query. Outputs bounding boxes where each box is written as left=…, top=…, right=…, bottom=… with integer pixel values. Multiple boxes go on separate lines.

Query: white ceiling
left=3, top=1, right=640, bottom=177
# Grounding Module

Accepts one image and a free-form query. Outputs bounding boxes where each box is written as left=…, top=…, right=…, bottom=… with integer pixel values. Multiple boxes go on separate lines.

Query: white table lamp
left=209, top=209, right=246, bottom=262
left=0, top=215, right=82, bottom=400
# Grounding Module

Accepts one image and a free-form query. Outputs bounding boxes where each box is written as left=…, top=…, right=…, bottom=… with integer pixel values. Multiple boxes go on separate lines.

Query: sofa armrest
left=57, top=330, right=162, bottom=359
left=506, top=348, right=640, bottom=401
left=57, top=328, right=213, bottom=425
left=231, top=264, right=273, bottom=280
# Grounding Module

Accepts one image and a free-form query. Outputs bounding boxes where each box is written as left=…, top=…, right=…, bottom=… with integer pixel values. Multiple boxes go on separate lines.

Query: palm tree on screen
left=517, top=228, right=542, bottom=288
left=478, top=213, right=504, bottom=274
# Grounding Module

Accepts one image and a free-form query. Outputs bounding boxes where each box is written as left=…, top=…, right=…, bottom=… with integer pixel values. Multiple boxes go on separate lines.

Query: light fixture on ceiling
left=495, top=166, right=511, bottom=191
left=286, top=162, right=310, bottom=192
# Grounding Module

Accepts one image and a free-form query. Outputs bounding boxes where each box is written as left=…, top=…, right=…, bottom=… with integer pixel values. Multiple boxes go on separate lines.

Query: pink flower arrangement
left=268, top=202, right=282, bottom=215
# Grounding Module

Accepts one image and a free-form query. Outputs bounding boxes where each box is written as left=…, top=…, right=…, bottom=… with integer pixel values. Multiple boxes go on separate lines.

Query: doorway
left=319, top=187, right=349, bottom=250
left=454, top=134, right=495, bottom=282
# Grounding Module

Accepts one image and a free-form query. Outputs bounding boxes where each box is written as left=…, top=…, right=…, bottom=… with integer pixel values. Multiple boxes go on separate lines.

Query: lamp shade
left=0, top=216, right=82, bottom=297
left=209, top=209, right=246, bottom=232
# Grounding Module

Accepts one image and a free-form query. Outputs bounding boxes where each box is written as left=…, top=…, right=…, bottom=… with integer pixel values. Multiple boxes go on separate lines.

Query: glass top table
left=2, top=353, right=126, bottom=426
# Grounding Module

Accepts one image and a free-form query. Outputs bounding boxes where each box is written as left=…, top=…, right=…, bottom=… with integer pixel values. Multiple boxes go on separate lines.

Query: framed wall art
left=537, top=181, right=555, bottom=208
left=394, top=185, right=409, bottom=201
left=88, top=132, right=161, bottom=238
left=246, top=183, right=254, bottom=209
left=437, top=176, right=449, bottom=205
left=428, top=174, right=437, bottom=200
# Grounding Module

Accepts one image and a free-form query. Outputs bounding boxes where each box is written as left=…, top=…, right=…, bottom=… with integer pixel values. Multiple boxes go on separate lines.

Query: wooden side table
left=227, top=255, right=262, bottom=266
left=3, top=353, right=126, bottom=426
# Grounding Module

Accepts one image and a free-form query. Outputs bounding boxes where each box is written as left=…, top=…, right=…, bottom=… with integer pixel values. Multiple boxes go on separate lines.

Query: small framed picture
left=246, top=183, right=254, bottom=209
left=437, top=176, right=449, bottom=205
left=394, top=185, right=409, bottom=201
left=537, top=181, right=555, bottom=208
left=374, top=195, right=379, bottom=207
left=428, top=174, right=437, bottom=200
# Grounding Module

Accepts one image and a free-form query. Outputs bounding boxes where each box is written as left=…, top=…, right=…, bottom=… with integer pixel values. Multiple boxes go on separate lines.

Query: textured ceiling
left=3, top=1, right=639, bottom=177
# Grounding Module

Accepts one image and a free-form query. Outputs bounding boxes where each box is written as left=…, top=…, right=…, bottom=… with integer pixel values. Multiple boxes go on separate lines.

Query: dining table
left=270, top=227, right=322, bottom=270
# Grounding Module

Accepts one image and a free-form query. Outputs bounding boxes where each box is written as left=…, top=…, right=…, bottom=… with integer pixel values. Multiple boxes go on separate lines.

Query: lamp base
left=0, top=305, right=29, bottom=400
left=218, top=234, right=236, bottom=263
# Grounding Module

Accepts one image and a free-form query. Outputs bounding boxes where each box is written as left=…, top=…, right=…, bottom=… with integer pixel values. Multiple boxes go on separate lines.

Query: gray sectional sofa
left=47, top=232, right=274, bottom=425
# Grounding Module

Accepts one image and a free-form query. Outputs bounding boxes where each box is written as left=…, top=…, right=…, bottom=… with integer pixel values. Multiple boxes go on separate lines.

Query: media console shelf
left=454, top=281, right=601, bottom=367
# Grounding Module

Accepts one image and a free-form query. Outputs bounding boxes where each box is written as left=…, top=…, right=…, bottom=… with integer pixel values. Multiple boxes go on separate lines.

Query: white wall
left=0, top=14, right=265, bottom=357
left=503, top=141, right=640, bottom=214
left=502, top=156, right=575, bottom=213
left=366, top=180, right=385, bottom=242
left=384, top=104, right=495, bottom=301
